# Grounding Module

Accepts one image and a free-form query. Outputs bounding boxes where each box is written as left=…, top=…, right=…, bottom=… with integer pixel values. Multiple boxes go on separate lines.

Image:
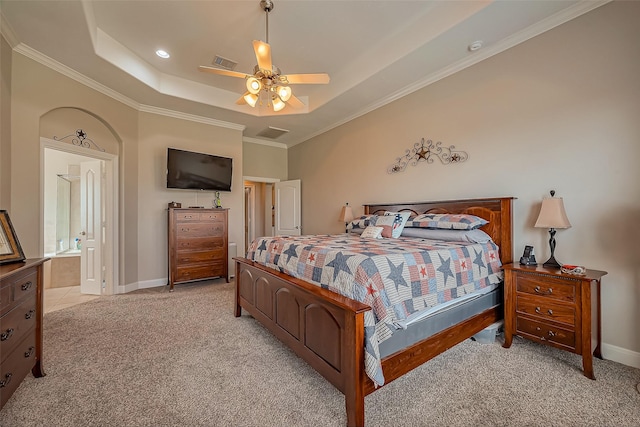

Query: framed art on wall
left=0, top=210, right=25, bottom=265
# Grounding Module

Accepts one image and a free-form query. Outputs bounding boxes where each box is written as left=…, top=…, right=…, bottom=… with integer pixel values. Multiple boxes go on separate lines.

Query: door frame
left=40, top=137, right=119, bottom=295
left=243, top=176, right=280, bottom=253
left=244, top=183, right=256, bottom=251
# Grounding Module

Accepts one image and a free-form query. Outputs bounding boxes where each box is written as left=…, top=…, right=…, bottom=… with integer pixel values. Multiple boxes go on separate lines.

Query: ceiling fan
left=198, top=0, right=330, bottom=112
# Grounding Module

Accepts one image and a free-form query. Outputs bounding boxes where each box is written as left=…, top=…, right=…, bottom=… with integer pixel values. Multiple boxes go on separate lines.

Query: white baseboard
left=118, top=278, right=167, bottom=294
left=602, top=343, right=640, bottom=369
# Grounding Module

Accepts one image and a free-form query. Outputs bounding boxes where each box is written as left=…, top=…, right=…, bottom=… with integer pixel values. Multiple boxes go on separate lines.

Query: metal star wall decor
left=54, top=129, right=105, bottom=152
left=388, top=137, right=468, bottom=173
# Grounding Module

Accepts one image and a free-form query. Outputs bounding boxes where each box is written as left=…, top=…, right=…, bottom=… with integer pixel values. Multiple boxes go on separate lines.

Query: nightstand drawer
left=516, top=316, right=575, bottom=350
left=516, top=295, right=575, bottom=326
left=515, top=273, right=576, bottom=303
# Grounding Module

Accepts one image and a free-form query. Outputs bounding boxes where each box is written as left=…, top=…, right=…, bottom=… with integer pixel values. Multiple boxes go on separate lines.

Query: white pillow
left=360, top=226, right=384, bottom=239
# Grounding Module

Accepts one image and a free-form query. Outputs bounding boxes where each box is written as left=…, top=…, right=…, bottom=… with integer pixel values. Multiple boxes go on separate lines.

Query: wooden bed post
left=345, top=310, right=366, bottom=427
left=233, top=259, right=242, bottom=317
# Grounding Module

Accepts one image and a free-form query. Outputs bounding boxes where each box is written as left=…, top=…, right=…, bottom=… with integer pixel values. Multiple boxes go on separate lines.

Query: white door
left=80, top=160, right=103, bottom=295
left=274, top=179, right=301, bottom=236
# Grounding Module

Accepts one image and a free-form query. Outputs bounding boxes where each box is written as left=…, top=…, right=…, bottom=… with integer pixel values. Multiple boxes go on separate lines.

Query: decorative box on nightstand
left=502, top=263, right=607, bottom=379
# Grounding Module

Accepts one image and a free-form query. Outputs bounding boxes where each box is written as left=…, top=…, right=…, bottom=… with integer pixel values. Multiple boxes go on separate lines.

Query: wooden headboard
left=364, top=197, right=515, bottom=264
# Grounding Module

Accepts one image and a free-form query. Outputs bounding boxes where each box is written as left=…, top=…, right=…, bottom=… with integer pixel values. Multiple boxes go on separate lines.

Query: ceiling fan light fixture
left=271, top=95, right=285, bottom=112
left=244, top=92, right=259, bottom=107
left=246, top=77, right=262, bottom=94
left=277, top=85, right=292, bottom=102
left=198, top=0, right=329, bottom=113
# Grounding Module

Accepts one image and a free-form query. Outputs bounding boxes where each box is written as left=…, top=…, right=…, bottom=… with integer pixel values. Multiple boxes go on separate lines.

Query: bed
left=234, top=197, right=513, bottom=426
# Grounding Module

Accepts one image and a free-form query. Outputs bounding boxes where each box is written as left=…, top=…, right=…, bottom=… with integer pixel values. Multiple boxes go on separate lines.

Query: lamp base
left=542, top=254, right=562, bottom=269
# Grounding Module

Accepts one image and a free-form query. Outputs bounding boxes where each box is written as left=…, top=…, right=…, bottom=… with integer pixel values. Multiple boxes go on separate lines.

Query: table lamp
left=534, top=190, right=571, bottom=268
left=339, top=203, right=354, bottom=233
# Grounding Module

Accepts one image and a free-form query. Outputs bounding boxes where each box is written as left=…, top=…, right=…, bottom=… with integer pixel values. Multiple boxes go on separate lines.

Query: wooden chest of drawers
left=1, top=258, right=47, bottom=409
left=168, top=208, right=229, bottom=290
left=503, top=263, right=607, bottom=379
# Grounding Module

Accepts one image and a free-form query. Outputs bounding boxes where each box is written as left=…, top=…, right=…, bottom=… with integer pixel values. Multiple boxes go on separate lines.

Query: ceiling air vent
left=257, top=126, right=289, bottom=139
left=212, top=55, right=237, bottom=70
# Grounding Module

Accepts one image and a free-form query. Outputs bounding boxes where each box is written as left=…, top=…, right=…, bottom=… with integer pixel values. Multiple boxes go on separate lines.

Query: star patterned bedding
left=246, top=233, right=503, bottom=386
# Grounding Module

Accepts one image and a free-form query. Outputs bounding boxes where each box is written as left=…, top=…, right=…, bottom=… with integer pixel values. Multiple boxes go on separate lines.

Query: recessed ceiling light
left=156, top=49, right=170, bottom=59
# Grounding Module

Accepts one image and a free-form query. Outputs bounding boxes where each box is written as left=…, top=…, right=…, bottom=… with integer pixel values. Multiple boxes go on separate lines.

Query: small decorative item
left=214, top=191, right=222, bottom=208
left=168, top=201, right=181, bottom=208
left=54, top=129, right=106, bottom=152
left=0, top=210, right=26, bottom=265
left=388, top=137, right=468, bottom=173
left=561, top=265, right=586, bottom=275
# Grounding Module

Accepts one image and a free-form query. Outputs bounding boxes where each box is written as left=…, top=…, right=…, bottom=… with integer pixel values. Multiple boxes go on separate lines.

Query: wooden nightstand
left=502, top=263, right=607, bottom=379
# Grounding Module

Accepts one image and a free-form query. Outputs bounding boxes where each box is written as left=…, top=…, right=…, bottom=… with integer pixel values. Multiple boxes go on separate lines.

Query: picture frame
left=0, top=210, right=26, bottom=265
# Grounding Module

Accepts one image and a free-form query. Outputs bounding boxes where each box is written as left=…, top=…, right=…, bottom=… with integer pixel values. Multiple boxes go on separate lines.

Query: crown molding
left=0, top=11, right=19, bottom=48
left=11, top=43, right=244, bottom=132
left=243, top=137, right=288, bottom=149
left=139, top=105, right=244, bottom=131
left=15, top=43, right=140, bottom=110
left=288, top=0, right=611, bottom=147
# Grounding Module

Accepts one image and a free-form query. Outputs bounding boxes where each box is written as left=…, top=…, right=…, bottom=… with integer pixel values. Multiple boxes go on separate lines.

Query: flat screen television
left=167, top=148, right=233, bottom=191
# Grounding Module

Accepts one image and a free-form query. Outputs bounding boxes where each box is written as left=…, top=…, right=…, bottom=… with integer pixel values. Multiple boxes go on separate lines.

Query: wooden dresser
left=503, top=263, right=607, bottom=379
left=168, top=208, right=229, bottom=291
left=1, top=258, right=47, bottom=409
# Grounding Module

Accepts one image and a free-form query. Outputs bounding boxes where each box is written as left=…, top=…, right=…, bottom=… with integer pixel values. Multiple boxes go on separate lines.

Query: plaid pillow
left=405, top=213, right=488, bottom=230
left=347, top=215, right=376, bottom=233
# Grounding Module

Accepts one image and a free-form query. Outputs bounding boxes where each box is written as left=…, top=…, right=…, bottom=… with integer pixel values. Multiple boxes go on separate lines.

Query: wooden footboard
left=235, top=197, right=514, bottom=426
left=235, top=258, right=370, bottom=426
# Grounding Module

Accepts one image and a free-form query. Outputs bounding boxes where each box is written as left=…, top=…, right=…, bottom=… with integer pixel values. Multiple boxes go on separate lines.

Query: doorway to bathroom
left=41, top=137, right=119, bottom=296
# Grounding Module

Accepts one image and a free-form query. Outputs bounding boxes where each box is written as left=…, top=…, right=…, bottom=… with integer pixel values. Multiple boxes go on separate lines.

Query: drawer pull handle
left=24, top=346, right=35, bottom=358
left=0, top=373, right=12, bottom=388
left=25, top=309, right=36, bottom=319
left=1, top=328, right=14, bottom=341
left=534, top=307, right=554, bottom=316
left=534, top=286, right=552, bottom=295
left=21, top=281, right=33, bottom=291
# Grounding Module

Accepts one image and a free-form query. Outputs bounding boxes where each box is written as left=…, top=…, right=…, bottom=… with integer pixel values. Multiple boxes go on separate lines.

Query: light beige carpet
left=1, top=280, right=639, bottom=426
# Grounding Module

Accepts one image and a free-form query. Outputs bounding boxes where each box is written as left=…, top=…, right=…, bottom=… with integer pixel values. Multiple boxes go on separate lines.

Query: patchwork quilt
left=246, top=234, right=503, bottom=386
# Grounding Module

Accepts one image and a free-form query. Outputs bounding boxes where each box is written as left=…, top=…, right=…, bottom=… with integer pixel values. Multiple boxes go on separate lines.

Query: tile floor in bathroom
left=44, top=286, right=101, bottom=314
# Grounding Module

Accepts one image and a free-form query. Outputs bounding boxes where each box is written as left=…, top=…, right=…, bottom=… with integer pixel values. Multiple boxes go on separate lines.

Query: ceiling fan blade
left=252, top=40, right=273, bottom=72
left=284, top=73, right=330, bottom=84
left=286, top=94, right=305, bottom=109
left=198, top=66, right=249, bottom=79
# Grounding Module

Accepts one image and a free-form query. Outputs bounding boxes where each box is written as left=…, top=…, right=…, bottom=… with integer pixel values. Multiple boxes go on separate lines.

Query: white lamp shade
left=339, top=205, right=354, bottom=223
left=534, top=197, right=571, bottom=229
left=272, top=95, right=285, bottom=112
left=277, top=85, right=292, bottom=102
left=243, top=92, right=259, bottom=107
left=246, top=77, right=262, bottom=95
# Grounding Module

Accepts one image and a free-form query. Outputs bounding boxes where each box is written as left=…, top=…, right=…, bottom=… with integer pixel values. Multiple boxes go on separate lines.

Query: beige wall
left=136, top=112, right=244, bottom=284
left=289, top=1, right=640, bottom=365
left=6, top=52, right=247, bottom=288
left=243, top=141, right=287, bottom=180
left=10, top=53, right=140, bottom=286
left=1, top=36, right=12, bottom=210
